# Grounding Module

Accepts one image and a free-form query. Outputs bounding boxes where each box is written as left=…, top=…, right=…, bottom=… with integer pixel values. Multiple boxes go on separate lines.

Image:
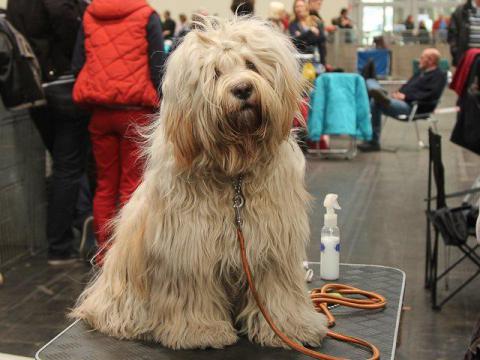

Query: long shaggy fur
left=70, top=17, right=327, bottom=350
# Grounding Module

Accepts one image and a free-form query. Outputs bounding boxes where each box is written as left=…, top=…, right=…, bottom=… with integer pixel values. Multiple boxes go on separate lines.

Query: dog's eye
left=214, top=68, right=221, bottom=80
left=246, top=60, right=258, bottom=73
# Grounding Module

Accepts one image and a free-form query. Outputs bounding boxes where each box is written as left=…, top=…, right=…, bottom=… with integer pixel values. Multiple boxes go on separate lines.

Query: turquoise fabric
left=308, top=73, right=372, bottom=141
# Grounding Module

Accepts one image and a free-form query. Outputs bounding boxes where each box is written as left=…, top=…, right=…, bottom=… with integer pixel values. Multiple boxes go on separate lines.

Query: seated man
left=358, top=48, right=447, bottom=152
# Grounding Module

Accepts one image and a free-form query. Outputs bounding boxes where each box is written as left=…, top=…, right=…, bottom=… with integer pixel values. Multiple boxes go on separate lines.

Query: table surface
left=36, top=263, right=405, bottom=360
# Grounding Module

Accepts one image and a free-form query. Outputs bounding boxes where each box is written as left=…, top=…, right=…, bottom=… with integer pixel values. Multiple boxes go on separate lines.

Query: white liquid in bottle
left=320, top=234, right=340, bottom=280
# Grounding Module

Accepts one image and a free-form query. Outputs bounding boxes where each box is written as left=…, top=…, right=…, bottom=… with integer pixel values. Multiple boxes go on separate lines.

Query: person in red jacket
left=72, top=0, right=165, bottom=266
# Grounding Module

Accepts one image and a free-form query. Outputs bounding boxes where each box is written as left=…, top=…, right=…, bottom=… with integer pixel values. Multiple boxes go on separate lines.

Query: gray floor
left=0, top=88, right=479, bottom=359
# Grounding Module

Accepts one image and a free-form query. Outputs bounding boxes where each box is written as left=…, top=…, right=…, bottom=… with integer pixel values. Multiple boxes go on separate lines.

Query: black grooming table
left=36, top=264, right=405, bottom=360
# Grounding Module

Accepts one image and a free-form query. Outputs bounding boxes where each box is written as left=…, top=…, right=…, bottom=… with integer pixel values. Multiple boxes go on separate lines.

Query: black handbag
left=0, top=18, right=45, bottom=109
left=432, top=207, right=469, bottom=246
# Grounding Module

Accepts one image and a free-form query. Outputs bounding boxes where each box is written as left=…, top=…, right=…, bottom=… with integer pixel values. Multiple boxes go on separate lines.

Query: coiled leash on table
left=233, top=176, right=387, bottom=360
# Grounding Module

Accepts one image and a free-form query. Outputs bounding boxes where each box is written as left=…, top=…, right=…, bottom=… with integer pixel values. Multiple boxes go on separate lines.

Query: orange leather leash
left=233, top=176, right=387, bottom=360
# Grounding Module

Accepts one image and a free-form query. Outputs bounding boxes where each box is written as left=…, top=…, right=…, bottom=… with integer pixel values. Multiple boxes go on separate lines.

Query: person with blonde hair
left=268, top=1, right=287, bottom=32
left=289, top=0, right=326, bottom=64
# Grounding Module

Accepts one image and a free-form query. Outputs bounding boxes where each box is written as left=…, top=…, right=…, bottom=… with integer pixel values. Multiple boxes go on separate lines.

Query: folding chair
left=394, top=100, right=439, bottom=148
left=424, top=128, right=480, bottom=310
left=382, top=99, right=440, bottom=151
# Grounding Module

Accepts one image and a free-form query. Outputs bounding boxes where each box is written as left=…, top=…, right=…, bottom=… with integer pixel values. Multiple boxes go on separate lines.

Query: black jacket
left=162, top=18, right=176, bottom=40
left=399, top=67, right=447, bottom=112
left=451, top=54, right=480, bottom=155
left=289, top=20, right=327, bottom=65
left=6, top=0, right=87, bottom=81
left=448, top=0, right=475, bottom=66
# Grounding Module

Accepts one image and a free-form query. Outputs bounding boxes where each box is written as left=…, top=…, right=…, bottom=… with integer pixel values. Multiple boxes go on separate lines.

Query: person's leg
left=366, top=79, right=391, bottom=108
left=29, top=106, right=55, bottom=154
left=47, top=110, right=89, bottom=263
left=358, top=99, right=383, bottom=152
left=359, top=99, right=411, bottom=150
left=118, top=110, right=149, bottom=206
left=360, top=97, right=411, bottom=152
left=92, top=110, right=147, bottom=266
left=73, top=173, right=93, bottom=231
left=380, top=99, right=412, bottom=121
left=89, top=109, right=121, bottom=264
left=370, top=99, right=382, bottom=144
left=365, top=78, right=383, bottom=91
left=73, top=120, right=94, bottom=232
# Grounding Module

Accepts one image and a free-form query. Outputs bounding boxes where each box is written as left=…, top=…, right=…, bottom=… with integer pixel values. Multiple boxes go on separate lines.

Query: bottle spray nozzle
left=323, top=194, right=341, bottom=213
left=323, top=194, right=341, bottom=227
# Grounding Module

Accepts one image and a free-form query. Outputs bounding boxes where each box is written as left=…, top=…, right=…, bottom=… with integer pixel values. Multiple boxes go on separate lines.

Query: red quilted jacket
left=73, top=0, right=158, bottom=108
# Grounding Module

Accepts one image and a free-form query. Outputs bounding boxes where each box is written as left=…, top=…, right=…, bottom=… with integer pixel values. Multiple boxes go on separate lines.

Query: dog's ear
left=194, top=31, right=215, bottom=46
left=165, top=114, right=201, bottom=170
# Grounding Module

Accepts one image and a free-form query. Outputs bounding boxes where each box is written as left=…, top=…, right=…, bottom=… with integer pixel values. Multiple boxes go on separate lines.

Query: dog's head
left=161, top=17, right=307, bottom=177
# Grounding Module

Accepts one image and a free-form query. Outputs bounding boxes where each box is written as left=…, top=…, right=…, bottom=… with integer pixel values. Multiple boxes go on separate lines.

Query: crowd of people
left=0, top=0, right=478, bottom=266
left=404, top=14, right=449, bottom=34
left=164, top=0, right=352, bottom=66
left=401, top=14, right=450, bottom=44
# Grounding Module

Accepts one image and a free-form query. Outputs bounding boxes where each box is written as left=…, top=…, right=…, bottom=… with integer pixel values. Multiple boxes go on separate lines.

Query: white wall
left=0, top=0, right=6, bottom=9
left=323, top=0, right=350, bottom=26
left=148, top=0, right=349, bottom=26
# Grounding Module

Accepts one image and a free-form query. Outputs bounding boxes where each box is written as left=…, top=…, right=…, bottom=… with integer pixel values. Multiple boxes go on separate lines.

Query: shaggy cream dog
left=71, top=17, right=327, bottom=350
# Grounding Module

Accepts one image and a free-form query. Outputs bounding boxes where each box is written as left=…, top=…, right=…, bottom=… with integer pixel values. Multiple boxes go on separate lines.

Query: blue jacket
left=308, top=73, right=372, bottom=141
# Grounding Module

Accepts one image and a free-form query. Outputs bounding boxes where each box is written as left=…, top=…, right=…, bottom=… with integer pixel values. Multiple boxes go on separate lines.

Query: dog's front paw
left=158, top=320, right=239, bottom=350
left=290, top=311, right=328, bottom=347
left=252, top=311, right=328, bottom=348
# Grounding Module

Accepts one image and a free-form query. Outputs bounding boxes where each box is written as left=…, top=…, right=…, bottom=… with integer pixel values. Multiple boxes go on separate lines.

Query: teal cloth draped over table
left=308, top=73, right=372, bottom=141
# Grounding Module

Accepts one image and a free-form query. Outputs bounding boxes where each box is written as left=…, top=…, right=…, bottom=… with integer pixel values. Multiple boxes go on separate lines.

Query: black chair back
left=417, top=100, right=440, bottom=115
left=428, top=128, right=446, bottom=209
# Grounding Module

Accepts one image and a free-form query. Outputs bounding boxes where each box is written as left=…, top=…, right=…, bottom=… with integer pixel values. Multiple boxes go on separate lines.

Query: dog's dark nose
left=232, top=83, right=253, bottom=100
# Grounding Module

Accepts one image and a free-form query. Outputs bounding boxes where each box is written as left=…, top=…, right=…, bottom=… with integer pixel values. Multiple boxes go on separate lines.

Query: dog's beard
left=226, top=103, right=264, bottom=136
left=227, top=95, right=266, bottom=138
left=207, top=101, right=268, bottom=175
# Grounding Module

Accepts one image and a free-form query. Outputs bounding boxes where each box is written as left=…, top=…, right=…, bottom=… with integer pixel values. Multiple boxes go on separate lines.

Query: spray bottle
left=321, top=194, right=341, bottom=280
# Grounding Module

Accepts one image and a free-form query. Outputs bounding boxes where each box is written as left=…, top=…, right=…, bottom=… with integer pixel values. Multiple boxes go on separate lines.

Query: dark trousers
left=366, top=79, right=412, bottom=143
left=29, top=106, right=55, bottom=154
left=32, top=105, right=91, bottom=257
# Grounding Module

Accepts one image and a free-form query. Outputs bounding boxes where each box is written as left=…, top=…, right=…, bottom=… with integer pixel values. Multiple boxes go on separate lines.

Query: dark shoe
left=368, top=88, right=391, bottom=108
left=79, top=215, right=96, bottom=261
left=47, top=252, right=79, bottom=266
left=358, top=141, right=381, bottom=152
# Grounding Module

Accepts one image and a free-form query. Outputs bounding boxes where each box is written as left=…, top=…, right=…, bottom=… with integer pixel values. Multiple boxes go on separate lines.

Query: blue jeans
left=366, top=79, right=412, bottom=143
